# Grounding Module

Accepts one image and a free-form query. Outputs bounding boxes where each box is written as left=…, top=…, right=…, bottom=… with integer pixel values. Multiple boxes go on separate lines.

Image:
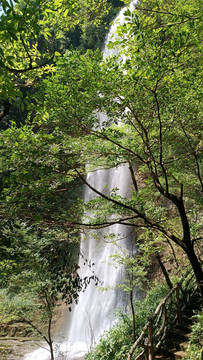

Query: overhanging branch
left=5, top=54, right=54, bottom=74
left=133, top=7, right=200, bottom=21
left=74, top=168, right=182, bottom=247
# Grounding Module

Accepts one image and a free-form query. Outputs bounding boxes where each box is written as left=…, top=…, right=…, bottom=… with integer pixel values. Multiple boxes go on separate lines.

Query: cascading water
left=61, top=164, right=134, bottom=359
left=102, top=0, right=136, bottom=60
left=24, top=1, right=136, bottom=359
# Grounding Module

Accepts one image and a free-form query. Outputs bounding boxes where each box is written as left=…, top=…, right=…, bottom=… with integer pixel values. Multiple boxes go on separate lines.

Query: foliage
left=111, top=228, right=168, bottom=294
left=0, top=0, right=202, bottom=356
left=75, top=0, right=202, bottom=291
left=0, top=0, right=202, bottom=304
left=111, top=246, right=149, bottom=293
left=0, top=288, right=39, bottom=330
left=0, top=221, right=98, bottom=359
left=85, top=281, right=170, bottom=360
left=0, top=119, right=86, bottom=225
left=0, top=0, right=119, bottom=128
left=86, top=274, right=199, bottom=360
left=0, top=221, right=92, bottom=306
left=184, top=311, right=203, bottom=360
left=66, top=1, right=127, bottom=51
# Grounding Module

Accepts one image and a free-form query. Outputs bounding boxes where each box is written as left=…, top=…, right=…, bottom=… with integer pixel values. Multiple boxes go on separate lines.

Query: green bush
left=184, top=311, right=203, bottom=360
left=85, top=282, right=169, bottom=360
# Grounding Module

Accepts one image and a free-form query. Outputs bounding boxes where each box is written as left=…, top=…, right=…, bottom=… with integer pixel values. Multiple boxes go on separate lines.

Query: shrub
left=184, top=311, right=203, bottom=360
left=85, top=282, right=169, bottom=360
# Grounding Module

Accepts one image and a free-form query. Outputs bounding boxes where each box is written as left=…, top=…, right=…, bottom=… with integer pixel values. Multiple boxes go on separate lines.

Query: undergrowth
left=85, top=272, right=197, bottom=360
left=184, top=310, right=203, bottom=360
left=85, top=281, right=170, bottom=360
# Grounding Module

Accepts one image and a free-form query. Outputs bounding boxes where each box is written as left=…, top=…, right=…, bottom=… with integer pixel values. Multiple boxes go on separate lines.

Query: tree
left=79, top=0, right=203, bottom=296
left=0, top=0, right=202, bottom=302
left=0, top=0, right=113, bottom=125
left=29, top=0, right=202, bottom=295
left=0, top=222, right=97, bottom=360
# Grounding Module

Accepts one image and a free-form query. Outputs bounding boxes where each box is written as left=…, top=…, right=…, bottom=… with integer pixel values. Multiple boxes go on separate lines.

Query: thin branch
left=192, top=237, right=203, bottom=245
left=133, top=7, right=200, bottom=21
left=18, top=316, right=49, bottom=344
left=129, top=162, right=138, bottom=192
left=165, top=238, right=180, bottom=271
left=5, top=55, right=54, bottom=74
left=20, top=35, right=32, bottom=69
left=75, top=215, right=140, bottom=229
left=90, top=128, right=147, bottom=164
left=180, top=121, right=203, bottom=192
left=180, top=184, right=183, bottom=200
left=75, top=168, right=143, bottom=216
left=125, top=101, right=160, bottom=181
left=156, top=18, right=200, bottom=28
left=154, top=90, right=169, bottom=194
left=74, top=169, right=182, bottom=247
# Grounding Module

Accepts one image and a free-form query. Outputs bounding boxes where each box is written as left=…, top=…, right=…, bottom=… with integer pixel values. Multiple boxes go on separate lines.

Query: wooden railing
left=127, top=270, right=196, bottom=360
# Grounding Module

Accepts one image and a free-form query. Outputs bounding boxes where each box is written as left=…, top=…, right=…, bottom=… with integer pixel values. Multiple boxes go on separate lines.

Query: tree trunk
left=129, top=163, right=138, bottom=192
left=48, top=317, right=54, bottom=360
left=155, top=252, right=173, bottom=289
left=49, top=342, right=54, bottom=360
left=175, top=197, right=203, bottom=303
left=185, top=244, right=203, bottom=303
left=130, top=289, right=136, bottom=342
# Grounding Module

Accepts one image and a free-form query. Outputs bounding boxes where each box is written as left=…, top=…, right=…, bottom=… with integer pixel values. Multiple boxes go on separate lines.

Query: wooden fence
left=127, top=270, right=196, bottom=360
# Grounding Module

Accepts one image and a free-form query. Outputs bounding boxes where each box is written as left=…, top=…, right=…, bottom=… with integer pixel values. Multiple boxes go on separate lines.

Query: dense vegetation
left=185, top=310, right=203, bottom=360
left=86, top=281, right=171, bottom=360
left=85, top=276, right=199, bottom=360
left=0, top=0, right=202, bottom=359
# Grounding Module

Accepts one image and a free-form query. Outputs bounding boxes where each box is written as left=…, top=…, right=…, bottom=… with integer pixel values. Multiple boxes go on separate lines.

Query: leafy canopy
left=0, top=0, right=202, bottom=296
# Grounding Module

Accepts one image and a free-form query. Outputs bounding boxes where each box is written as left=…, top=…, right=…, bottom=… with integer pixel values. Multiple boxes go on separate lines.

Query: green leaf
left=55, top=51, right=61, bottom=57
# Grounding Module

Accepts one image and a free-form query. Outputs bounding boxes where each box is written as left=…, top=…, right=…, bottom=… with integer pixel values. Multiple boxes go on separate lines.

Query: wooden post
left=148, top=318, right=154, bottom=360
left=144, top=344, right=148, bottom=360
left=175, top=284, right=181, bottom=325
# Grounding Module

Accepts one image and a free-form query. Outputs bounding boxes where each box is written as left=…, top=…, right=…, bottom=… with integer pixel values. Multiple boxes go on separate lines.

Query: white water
left=24, top=2, right=136, bottom=359
left=102, top=0, right=136, bottom=60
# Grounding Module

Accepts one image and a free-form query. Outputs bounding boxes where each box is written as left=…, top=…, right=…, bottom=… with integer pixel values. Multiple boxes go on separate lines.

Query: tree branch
left=129, top=162, right=138, bottom=192
left=74, top=168, right=182, bottom=247
left=90, top=128, right=147, bottom=164
left=133, top=6, right=200, bottom=21
left=179, top=120, right=203, bottom=192
left=5, top=55, right=54, bottom=74
left=18, top=315, right=49, bottom=344
left=154, top=90, right=169, bottom=194
left=20, top=35, right=32, bottom=69
left=75, top=215, right=140, bottom=229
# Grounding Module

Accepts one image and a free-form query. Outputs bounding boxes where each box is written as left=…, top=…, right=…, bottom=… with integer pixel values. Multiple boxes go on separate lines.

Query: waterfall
left=61, top=164, right=133, bottom=359
left=102, top=0, right=136, bottom=60
left=24, top=1, right=136, bottom=359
